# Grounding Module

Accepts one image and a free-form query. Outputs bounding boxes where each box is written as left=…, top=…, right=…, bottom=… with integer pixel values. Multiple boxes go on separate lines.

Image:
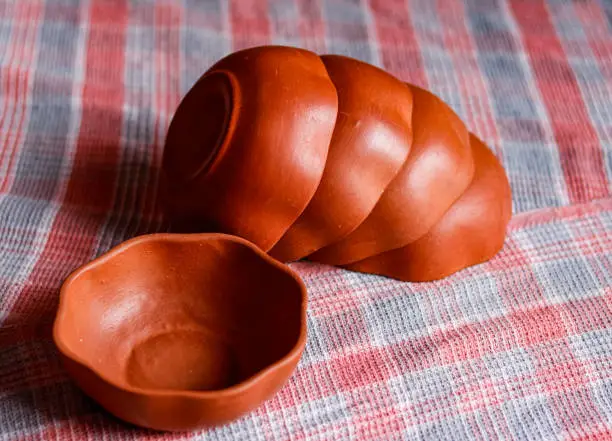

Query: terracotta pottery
left=309, top=84, right=474, bottom=265
left=162, top=46, right=338, bottom=251
left=269, top=55, right=413, bottom=262
left=53, top=233, right=307, bottom=431
left=345, top=134, right=512, bottom=282
left=162, top=46, right=512, bottom=281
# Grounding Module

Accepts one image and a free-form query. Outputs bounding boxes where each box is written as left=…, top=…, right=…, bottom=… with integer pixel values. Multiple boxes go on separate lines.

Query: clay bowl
left=53, top=233, right=307, bottom=431
left=309, top=84, right=474, bottom=266
left=345, top=134, right=512, bottom=282
left=269, top=55, right=413, bottom=262
left=162, top=46, right=338, bottom=251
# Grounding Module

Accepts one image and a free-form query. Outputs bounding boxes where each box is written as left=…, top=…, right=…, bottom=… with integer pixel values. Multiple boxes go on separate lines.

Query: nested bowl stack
left=163, top=45, right=512, bottom=282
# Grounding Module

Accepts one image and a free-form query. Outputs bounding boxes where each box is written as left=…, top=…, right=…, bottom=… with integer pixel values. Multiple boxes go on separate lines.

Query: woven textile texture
left=1, top=0, right=612, bottom=440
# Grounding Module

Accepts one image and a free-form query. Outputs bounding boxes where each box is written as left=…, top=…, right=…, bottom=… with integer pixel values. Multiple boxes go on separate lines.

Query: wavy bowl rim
left=52, top=232, right=308, bottom=400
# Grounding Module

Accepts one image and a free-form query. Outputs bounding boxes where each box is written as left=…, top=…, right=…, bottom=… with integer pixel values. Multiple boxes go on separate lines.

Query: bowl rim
left=163, top=69, right=240, bottom=185
left=53, top=232, right=308, bottom=399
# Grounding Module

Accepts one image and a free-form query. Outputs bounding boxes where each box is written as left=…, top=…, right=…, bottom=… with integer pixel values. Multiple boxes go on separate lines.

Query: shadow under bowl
left=53, top=233, right=307, bottom=431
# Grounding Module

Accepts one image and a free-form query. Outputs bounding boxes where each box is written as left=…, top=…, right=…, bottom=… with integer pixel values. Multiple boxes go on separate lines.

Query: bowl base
left=126, top=329, right=238, bottom=391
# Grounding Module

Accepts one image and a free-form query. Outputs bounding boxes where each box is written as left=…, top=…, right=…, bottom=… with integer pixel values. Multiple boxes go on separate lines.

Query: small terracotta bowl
left=163, top=46, right=337, bottom=252
left=53, top=233, right=307, bottom=431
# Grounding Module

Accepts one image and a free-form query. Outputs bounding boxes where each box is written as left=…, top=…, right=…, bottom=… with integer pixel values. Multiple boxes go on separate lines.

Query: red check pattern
left=1, top=0, right=612, bottom=440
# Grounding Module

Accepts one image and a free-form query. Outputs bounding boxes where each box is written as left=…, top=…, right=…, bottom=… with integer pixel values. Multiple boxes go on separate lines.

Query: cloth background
left=1, top=0, right=612, bottom=439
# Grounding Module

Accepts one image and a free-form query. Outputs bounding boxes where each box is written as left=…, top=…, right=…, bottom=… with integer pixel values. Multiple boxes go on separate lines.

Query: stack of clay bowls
left=53, top=46, right=512, bottom=434
left=163, top=45, right=512, bottom=282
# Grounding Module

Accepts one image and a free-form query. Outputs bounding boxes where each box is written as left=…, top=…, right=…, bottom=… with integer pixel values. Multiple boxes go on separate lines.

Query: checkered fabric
left=1, top=0, right=612, bottom=439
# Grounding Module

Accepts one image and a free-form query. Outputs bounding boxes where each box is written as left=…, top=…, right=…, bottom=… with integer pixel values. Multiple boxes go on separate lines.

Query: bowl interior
left=55, top=236, right=304, bottom=392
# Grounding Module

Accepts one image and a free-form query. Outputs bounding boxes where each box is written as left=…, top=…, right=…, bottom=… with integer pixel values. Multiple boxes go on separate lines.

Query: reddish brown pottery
left=163, top=46, right=338, bottom=252
left=269, top=55, right=413, bottom=262
left=309, top=84, right=475, bottom=266
left=53, top=233, right=307, bottom=431
left=345, top=134, right=512, bottom=282
left=161, top=45, right=512, bottom=282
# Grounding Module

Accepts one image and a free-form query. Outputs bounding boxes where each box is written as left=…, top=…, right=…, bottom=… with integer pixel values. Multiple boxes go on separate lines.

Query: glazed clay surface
left=270, top=55, right=413, bottom=262
left=309, top=84, right=474, bottom=265
left=53, top=233, right=307, bottom=431
left=346, top=134, right=512, bottom=282
left=163, top=46, right=338, bottom=252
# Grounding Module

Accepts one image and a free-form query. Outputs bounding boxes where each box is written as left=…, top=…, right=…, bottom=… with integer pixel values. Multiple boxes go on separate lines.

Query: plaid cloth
left=1, top=0, right=612, bottom=439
